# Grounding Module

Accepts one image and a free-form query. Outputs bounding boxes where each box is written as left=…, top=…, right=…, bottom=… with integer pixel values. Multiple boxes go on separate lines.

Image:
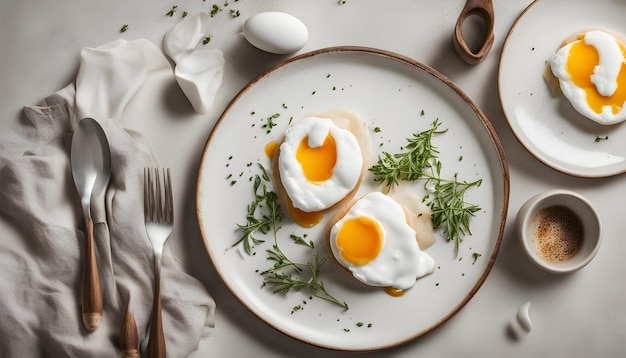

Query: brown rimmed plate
left=196, top=47, right=509, bottom=351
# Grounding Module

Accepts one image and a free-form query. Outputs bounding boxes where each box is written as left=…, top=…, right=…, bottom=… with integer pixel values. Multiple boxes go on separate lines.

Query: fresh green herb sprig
left=234, top=164, right=348, bottom=310
left=425, top=171, right=482, bottom=253
left=369, top=119, right=447, bottom=187
left=369, top=118, right=482, bottom=253
left=233, top=164, right=278, bottom=255
left=262, top=251, right=349, bottom=310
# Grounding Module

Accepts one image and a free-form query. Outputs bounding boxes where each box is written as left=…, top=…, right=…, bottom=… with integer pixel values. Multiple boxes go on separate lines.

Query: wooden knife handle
left=147, top=277, right=166, bottom=358
left=82, top=217, right=102, bottom=332
left=121, top=308, right=141, bottom=358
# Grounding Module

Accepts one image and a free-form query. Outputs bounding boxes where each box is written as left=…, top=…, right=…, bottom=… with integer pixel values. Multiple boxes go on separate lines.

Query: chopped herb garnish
left=182, top=11, right=188, bottom=17
left=120, top=24, right=129, bottom=33
left=166, top=5, right=178, bottom=17
left=595, top=135, right=609, bottom=142
left=374, top=127, right=382, bottom=133
left=202, top=35, right=212, bottom=45
left=230, top=9, right=240, bottom=17
left=472, top=252, right=482, bottom=264
left=210, top=4, right=222, bottom=17
left=261, top=113, right=281, bottom=133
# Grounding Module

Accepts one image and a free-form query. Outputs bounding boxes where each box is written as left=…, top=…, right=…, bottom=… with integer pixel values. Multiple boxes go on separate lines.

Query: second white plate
left=499, top=0, right=626, bottom=177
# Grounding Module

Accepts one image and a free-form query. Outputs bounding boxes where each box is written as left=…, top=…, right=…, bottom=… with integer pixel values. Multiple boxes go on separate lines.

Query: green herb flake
left=182, top=11, right=188, bottom=18
left=210, top=4, right=222, bottom=17
left=261, top=113, right=281, bottom=134
left=472, top=252, right=482, bottom=264
left=166, top=5, right=178, bottom=17
left=595, top=135, right=609, bottom=142
left=374, top=127, right=382, bottom=133
left=230, top=9, right=240, bottom=17
left=120, top=24, right=129, bottom=33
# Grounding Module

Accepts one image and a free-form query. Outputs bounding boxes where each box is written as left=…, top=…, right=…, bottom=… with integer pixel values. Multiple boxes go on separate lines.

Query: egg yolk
left=296, top=133, right=337, bottom=183
left=264, top=140, right=279, bottom=158
left=567, top=38, right=626, bottom=115
left=286, top=198, right=323, bottom=228
left=336, top=216, right=383, bottom=266
left=383, top=287, right=405, bottom=297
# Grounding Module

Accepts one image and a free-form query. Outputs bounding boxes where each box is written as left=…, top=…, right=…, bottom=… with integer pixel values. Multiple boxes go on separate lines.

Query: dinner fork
left=144, top=167, right=173, bottom=358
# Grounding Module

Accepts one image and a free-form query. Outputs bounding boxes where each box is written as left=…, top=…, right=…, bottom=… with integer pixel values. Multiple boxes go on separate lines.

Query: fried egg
left=550, top=30, right=626, bottom=125
left=273, top=111, right=370, bottom=227
left=327, top=192, right=435, bottom=294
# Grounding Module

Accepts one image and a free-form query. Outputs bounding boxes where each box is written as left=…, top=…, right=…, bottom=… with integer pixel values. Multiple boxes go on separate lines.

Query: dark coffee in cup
left=530, top=205, right=583, bottom=263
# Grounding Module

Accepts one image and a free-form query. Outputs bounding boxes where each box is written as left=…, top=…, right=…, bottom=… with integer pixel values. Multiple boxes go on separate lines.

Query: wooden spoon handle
left=82, top=217, right=102, bottom=332
left=121, top=308, right=141, bottom=358
left=147, top=275, right=166, bottom=358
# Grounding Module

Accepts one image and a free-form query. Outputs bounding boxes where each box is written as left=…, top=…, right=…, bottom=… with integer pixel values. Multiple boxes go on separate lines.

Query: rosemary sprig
left=233, top=164, right=348, bottom=310
left=369, top=118, right=481, bottom=253
left=426, top=172, right=482, bottom=253
left=262, top=251, right=349, bottom=310
left=369, top=119, right=447, bottom=188
left=232, top=164, right=280, bottom=255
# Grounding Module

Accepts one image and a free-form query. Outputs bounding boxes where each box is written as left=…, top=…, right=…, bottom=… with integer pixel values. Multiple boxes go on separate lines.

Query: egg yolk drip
left=336, top=216, right=383, bottom=266
left=286, top=199, right=323, bottom=228
left=567, top=39, right=626, bottom=115
left=296, top=133, right=337, bottom=183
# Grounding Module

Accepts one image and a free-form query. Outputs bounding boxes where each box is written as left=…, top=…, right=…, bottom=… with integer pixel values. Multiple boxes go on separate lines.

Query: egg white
left=329, top=192, right=435, bottom=290
left=278, top=116, right=363, bottom=212
left=550, top=30, right=626, bottom=125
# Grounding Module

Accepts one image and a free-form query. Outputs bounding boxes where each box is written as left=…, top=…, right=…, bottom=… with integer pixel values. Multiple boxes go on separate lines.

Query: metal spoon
left=453, top=0, right=495, bottom=64
left=70, top=117, right=112, bottom=332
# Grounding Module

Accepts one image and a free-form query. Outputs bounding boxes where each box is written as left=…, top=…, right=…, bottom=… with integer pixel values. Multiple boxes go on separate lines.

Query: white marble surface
left=1, top=0, right=624, bottom=356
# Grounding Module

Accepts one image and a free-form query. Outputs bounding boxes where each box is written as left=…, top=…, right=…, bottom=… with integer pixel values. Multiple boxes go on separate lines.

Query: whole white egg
left=243, top=12, right=308, bottom=55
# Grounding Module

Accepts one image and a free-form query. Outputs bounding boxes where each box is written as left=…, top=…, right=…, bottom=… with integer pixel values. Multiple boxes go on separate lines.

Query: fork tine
left=144, top=167, right=174, bottom=224
left=155, top=168, right=162, bottom=223
left=144, top=167, right=151, bottom=221
left=164, top=168, right=173, bottom=223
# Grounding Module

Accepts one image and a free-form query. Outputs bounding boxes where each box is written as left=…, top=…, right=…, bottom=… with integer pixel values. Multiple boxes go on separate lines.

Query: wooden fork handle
left=147, top=277, right=166, bottom=358
left=121, top=308, right=141, bottom=358
left=82, top=217, right=103, bottom=332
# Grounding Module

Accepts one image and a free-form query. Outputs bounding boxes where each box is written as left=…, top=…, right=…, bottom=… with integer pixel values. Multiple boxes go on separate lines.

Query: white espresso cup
left=516, top=189, right=601, bottom=274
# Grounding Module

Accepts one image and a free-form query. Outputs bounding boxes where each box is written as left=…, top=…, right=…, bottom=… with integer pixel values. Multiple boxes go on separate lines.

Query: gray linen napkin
left=0, top=41, right=215, bottom=356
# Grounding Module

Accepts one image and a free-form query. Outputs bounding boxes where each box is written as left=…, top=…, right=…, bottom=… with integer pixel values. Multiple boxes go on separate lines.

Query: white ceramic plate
left=197, top=47, right=509, bottom=351
left=499, top=0, right=626, bottom=177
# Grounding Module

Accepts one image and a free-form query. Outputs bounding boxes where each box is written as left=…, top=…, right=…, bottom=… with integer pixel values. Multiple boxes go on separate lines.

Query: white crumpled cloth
left=0, top=38, right=215, bottom=357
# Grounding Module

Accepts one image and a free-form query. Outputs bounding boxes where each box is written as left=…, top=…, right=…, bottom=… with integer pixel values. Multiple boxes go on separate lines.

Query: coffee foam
left=530, top=205, right=584, bottom=263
